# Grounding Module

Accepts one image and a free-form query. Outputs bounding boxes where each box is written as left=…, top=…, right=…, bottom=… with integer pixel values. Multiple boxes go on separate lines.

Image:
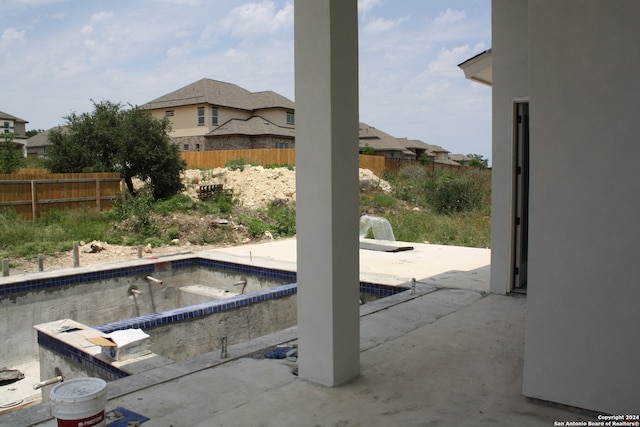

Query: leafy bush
left=361, top=144, right=375, bottom=155
left=0, top=133, right=24, bottom=174
left=371, top=192, right=397, bottom=208
left=153, top=193, right=195, bottom=216
left=166, top=226, right=180, bottom=240
left=240, top=214, right=270, bottom=237
left=426, top=173, right=483, bottom=214
left=109, top=190, right=157, bottom=236
left=387, top=164, right=429, bottom=205
left=265, top=200, right=296, bottom=237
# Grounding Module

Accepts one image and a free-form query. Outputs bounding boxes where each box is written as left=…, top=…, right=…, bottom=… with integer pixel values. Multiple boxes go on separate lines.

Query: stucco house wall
left=255, top=107, right=294, bottom=127
left=149, top=104, right=252, bottom=139
left=490, top=0, right=529, bottom=295
left=492, top=0, right=640, bottom=414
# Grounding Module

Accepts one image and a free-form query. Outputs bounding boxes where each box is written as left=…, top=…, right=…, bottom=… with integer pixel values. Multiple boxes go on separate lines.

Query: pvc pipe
left=33, top=376, right=63, bottom=390
left=145, top=276, right=163, bottom=285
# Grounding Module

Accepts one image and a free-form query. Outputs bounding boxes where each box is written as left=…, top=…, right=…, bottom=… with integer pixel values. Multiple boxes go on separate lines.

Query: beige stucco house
left=459, top=0, right=639, bottom=415
left=358, top=123, right=416, bottom=160
left=0, top=110, right=28, bottom=157
left=140, top=78, right=296, bottom=151
left=25, top=127, right=70, bottom=158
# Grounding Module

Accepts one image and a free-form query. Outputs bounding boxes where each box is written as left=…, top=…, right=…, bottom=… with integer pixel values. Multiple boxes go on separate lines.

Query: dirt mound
left=182, top=166, right=391, bottom=208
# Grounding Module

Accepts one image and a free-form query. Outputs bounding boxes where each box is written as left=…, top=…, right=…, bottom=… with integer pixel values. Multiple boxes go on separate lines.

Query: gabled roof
left=26, top=126, right=69, bottom=148
left=359, top=123, right=415, bottom=156
left=0, top=110, right=28, bottom=123
left=449, top=154, right=472, bottom=163
left=424, top=143, right=449, bottom=153
left=250, top=91, right=295, bottom=110
left=207, top=116, right=295, bottom=138
left=434, top=158, right=463, bottom=166
left=401, top=138, right=431, bottom=151
left=141, top=78, right=295, bottom=112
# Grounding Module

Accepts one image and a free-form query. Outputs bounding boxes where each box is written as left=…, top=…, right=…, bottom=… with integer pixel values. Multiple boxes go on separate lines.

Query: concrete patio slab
left=0, top=239, right=599, bottom=426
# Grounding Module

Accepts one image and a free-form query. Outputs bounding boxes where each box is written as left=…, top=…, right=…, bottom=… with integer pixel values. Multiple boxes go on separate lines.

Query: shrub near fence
left=0, top=170, right=122, bottom=220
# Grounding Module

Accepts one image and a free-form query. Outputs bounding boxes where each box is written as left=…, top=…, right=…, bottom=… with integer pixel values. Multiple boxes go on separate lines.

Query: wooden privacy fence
left=0, top=171, right=122, bottom=220
left=181, top=149, right=388, bottom=177
left=181, top=149, right=296, bottom=169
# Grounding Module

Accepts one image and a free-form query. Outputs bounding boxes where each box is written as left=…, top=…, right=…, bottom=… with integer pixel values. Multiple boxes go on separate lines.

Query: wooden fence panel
left=0, top=171, right=122, bottom=220
left=181, top=149, right=297, bottom=169
left=181, top=149, right=389, bottom=177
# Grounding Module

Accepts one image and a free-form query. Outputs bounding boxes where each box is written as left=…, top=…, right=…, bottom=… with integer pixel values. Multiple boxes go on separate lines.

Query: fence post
left=73, top=242, right=80, bottom=267
left=31, top=180, right=37, bottom=220
left=38, top=254, right=44, bottom=271
left=96, top=178, right=101, bottom=210
left=2, top=259, right=8, bottom=277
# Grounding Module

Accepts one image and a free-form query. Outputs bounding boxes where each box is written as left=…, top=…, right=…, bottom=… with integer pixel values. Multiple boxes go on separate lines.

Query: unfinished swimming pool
left=1, top=254, right=409, bottom=381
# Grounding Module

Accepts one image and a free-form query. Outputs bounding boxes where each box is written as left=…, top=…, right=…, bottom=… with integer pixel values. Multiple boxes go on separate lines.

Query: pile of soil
left=182, top=166, right=391, bottom=208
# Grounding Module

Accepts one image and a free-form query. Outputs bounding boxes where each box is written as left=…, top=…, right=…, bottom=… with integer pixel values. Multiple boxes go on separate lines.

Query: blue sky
left=1, top=0, right=491, bottom=162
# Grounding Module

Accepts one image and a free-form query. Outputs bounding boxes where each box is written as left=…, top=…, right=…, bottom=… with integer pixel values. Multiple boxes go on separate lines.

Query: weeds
left=225, top=157, right=257, bottom=171
left=264, top=163, right=295, bottom=170
left=0, top=164, right=491, bottom=261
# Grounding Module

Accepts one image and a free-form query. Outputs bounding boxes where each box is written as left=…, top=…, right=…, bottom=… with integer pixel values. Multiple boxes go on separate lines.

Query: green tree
left=26, top=129, right=44, bottom=138
left=418, top=152, right=431, bottom=166
left=0, top=133, right=24, bottom=174
left=467, top=153, right=489, bottom=169
left=361, top=144, right=375, bottom=155
left=45, top=100, right=185, bottom=199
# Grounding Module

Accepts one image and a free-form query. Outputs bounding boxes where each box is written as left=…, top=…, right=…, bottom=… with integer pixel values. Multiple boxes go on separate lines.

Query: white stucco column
left=294, top=0, right=360, bottom=386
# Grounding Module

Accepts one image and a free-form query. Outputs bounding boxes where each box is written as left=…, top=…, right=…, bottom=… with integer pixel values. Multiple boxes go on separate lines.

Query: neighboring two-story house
left=140, top=78, right=296, bottom=151
left=0, top=110, right=28, bottom=157
left=358, top=123, right=416, bottom=160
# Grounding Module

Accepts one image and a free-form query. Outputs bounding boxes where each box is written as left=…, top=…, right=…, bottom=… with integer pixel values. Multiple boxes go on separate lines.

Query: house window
left=3, top=122, right=10, bottom=133
left=275, top=142, right=289, bottom=149
left=197, top=107, right=205, bottom=125
left=196, top=143, right=200, bottom=151
left=286, top=112, right=295, bottom=125
left=183, top=144, right=189, bottom=151
left=211, top=107, right=218, bottom=125
left=165, top=110, right=174, bottom=117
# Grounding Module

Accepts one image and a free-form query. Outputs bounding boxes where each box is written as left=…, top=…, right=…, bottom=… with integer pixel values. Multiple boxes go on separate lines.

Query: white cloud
left=425, top=45, right=476, bottom=78
left=363, top=15, right=409, bottom=34
left=0, top=28, right=26, bottom=43
left=90, top=11, right=113, bottom=24
left=215, top=1, right=293, bottom=38
left=224, top=48, right=247, bottom=60
left=81, top=25, right=93, bottom=35
left=0, top=28, right=26, bottom=53
left=433, top=8, right=466, bottom=25
left=358, top=0, right=382, bottom=17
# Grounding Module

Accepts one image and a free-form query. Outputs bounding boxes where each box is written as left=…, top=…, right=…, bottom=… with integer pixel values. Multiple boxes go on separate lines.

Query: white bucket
left=50, top=378, right=107, bottom=427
